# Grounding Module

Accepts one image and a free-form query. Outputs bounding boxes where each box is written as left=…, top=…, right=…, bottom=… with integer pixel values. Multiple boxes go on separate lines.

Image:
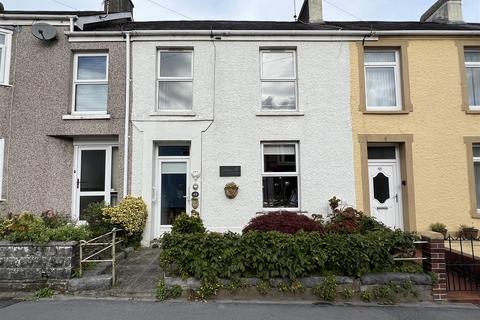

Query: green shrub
left=40, top=210, right=70, bottom=229
left=102, top=196, right=147, bottom=238
left=313, top=275, right=337, bottom=301
left=82, top=202, right=114, bottom=237
left=372, top=284, right=396, bottom=304
left=160, top=229, right=416, bottom=282
left=360, top=290, right=372, bottom=302
left=0, top=212, right=91, bottom=243
left=35, top=287, right=54, bottom=299
left=171, top=213, right=205, bottom=234
left=156, top=279, right=183, bottom=301
left=191, top=279, right=222, bottom=300
left=430, top=222, right=447, bottom=233
left=256, top=280, right=271, bottom=295
left=392, top=261, right=423, bottom=273
left=45, top=224, right=91, bottom=242
left=340, top=288, right=356, bottom=300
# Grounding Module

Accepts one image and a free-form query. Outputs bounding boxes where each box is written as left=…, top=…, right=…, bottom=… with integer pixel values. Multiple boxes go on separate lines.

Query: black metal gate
left=445, top=236, right=480, bottom=292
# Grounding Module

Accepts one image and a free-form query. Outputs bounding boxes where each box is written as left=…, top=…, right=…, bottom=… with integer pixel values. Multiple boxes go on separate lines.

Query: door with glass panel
left=367, top=146, right=403, bottom=230
left=73, top=145, right=118, bottom=221
left=158, top=160, right=188, bottom=226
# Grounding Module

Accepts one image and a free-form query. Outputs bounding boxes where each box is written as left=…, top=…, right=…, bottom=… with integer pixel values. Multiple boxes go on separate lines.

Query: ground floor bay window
left=262, top=142, right=299, bottom=209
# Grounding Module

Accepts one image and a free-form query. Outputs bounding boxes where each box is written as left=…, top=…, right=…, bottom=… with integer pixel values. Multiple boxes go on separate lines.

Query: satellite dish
left=32, top=23, right=57, bottom=41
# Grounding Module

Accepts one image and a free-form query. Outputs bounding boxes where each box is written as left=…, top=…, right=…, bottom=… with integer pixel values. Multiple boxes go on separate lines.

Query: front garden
left=159, top=198, right=431, bottom=303
left=0, top=196, right=148, bottom=292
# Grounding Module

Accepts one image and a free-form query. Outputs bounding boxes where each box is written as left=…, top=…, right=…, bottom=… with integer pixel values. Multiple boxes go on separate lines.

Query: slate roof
left=2, top=10, right=479, bottom=32
left=2, top=10, right=105, bottom=17
left=83, top=20, right=480, bottom=32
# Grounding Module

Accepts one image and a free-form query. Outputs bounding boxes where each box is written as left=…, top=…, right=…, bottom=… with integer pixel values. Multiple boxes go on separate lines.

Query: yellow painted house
left=350, top=0, right=480, bottom=234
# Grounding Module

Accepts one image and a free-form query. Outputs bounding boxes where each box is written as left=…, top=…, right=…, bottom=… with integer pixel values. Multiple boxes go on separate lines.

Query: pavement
left=0, top=298, right=479, bottom=320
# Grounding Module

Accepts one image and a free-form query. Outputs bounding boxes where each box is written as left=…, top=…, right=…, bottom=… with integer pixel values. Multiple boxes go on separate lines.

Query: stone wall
left=0, top=241, right=78, bottom=282
left=165, top=273, right=433, bottom=302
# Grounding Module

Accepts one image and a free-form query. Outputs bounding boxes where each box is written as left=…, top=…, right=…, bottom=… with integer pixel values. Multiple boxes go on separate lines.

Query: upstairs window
left=0, top=31, right=12, bottom=85
left=157, top=50, right=193, bottom=111
left=73, top=53, right=109, bottom=114
left=262, top=143, right=299, bottom=209
left=364, top=49, right=402, bottom=111
left=260, top=50, right=297, bottom=111
left=465, top=50, right=480, bottom=109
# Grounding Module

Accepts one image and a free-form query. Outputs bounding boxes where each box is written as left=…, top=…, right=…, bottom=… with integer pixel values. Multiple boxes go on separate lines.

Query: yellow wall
left=351, top=38, right=480, bottom=233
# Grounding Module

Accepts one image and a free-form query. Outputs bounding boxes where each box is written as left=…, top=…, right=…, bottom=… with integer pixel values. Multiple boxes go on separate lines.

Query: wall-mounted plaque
left=219, top=166, right=241, bottom=177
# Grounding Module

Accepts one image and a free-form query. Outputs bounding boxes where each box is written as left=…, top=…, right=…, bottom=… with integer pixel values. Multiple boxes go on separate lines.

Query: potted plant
left=224, top=182, right=239, bottom=199
left=430, top=222, right=448, bottom=239
left=459, top=224, right=479, bottom=239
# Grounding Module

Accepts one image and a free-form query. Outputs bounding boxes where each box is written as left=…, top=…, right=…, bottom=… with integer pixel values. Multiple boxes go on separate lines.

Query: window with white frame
left=72, top=53, right=109, bottom=113
left=157, top=50, right=193, bottom=111
left=260, top=50, right=297, bottom=111
left=0, top=138, right=4, bottom=199
left=465, top=50, right=480, bottom=109
left=262, top=143, right=299, bottom=209
left=364, top=49, right=402, bottom=111
left=0, top=30, right=12, bottom=85
left=473, top=144, right=480, bottom=212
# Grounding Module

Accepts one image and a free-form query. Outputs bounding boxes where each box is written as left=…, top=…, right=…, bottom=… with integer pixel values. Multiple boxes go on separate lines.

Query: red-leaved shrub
left=242, top=212, right=324, bottom=234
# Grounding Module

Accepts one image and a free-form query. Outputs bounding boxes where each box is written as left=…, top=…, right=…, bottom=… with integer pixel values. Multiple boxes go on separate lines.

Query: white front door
left=73, top=144, right=117, bottom=221
left=367, top=147, right=403, bottom=229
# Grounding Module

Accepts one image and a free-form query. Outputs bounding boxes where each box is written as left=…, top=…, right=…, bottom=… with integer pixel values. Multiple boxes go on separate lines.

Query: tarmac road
left=1, top=298, right=479, bottom=320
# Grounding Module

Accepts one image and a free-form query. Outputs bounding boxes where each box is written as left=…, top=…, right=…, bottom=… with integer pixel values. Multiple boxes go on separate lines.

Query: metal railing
left=445, top=235, right=480, bottom=291
left=79, top=228, right=123, bottom=286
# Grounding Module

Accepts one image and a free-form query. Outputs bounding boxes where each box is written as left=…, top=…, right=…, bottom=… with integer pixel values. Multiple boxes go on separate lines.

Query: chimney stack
left=420, top=0, right=463, bottom=24
left=298, top=0, right=323, bottom=23
left=104, top=0, right=134, bottom=14
left=0, top=2, right=4, bottom=12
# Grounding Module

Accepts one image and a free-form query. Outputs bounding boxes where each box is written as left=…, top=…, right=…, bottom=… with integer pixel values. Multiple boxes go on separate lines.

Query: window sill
left=256, top=111, right=305, bottom=117
left=0, top=199, right=6, bottom=202
left=465, top=109, right=480, bottom=114
left=363, top=110, right=410, bottom=115
left=0, top=84, right=13, bottom=88
left=150, top=111, right=196, bottom=117
left=63, top=114, right=111, bottom=120
left=259, top=208, right=301, bottom=213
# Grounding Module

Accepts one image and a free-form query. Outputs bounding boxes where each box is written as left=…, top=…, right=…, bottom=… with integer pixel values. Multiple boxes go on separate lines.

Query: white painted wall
left=131, top=38, right=356, bottom=244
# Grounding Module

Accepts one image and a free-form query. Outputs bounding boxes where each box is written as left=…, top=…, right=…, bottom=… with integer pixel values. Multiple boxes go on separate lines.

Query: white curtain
left=474, top=162, right=480, bottom=210
left=264, top=144, right=295, bottom=155
left=366, top=67, right=397, bottom=107
left=467, top=67, right=480, bottom=106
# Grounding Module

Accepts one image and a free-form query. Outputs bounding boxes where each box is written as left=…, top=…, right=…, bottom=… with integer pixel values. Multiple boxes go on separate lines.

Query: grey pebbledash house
left=0, top=1, right=134, bottom=219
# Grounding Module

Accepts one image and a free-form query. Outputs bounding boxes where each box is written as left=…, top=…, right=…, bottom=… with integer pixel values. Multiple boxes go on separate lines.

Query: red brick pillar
left=422, top=232, right=447, bottom=301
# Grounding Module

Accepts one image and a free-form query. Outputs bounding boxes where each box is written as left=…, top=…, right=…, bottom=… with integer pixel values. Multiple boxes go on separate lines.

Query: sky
left=2, top=0, right=479, bottom=22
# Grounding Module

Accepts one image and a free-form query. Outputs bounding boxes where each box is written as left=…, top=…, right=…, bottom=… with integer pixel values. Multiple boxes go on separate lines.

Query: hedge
left=160, top=230, right=416, bottom=281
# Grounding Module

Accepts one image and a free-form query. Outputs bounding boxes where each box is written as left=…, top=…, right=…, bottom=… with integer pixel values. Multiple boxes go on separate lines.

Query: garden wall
left=165, top=273, right=433, bottom=302
left=0, top=241, right=78, bottom=291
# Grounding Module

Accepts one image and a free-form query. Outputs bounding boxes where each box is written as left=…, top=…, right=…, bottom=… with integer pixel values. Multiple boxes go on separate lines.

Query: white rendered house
left=125, top=1, right=361, bottom=244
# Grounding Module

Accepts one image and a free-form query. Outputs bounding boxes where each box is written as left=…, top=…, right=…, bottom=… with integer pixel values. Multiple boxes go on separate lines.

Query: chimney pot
left=0, top=2, right=4, bottom=11
left=104, top=0, right=134, bottom=14
left=298, top=0, right=324, bottom=24
left=420, top=0, right=463, bottom=24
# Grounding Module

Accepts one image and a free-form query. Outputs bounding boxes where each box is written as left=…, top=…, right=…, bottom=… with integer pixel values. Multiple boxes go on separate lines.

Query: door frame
left=154, top=156, right=190, bottom=236
left=72, top=141, right=117, bottom=221
left=367, top=145, right=404, bottom=229
left=358, top=134, right=416, bottom=231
